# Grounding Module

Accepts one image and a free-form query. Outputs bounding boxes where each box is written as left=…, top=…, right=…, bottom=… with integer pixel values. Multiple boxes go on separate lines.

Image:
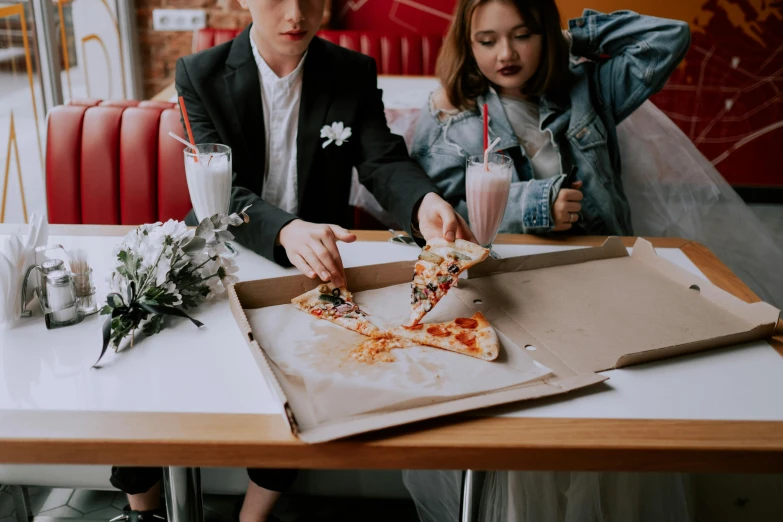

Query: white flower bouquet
left=94, top=209, right=250, bottom=367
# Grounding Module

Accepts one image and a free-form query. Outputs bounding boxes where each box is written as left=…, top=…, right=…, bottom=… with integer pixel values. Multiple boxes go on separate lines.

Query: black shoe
left=111, top=507, right=167, bottom=522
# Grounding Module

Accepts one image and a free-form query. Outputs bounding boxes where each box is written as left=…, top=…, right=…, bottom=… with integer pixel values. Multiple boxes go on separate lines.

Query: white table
left=1, top=228, right=782, bottom=470
left=2, top=226, right=782, bottom=521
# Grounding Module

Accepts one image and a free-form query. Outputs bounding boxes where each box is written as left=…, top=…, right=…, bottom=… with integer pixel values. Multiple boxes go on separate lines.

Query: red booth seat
left=45, top=99, right=389, bottom=229
left=46, top=100, right=192, bottom=225
left=194, top=28, right=442, bottom=76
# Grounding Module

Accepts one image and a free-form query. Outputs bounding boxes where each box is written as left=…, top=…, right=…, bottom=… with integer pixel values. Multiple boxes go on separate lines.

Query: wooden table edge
left=1, top=412, right=781, bottom=472
left=1, top=229, right=781, bottom=471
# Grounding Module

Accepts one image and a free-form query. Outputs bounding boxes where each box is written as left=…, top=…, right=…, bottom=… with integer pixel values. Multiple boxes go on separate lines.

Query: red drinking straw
left=178, top=96, right=198, bottom=162
left=482, top=103, right=488, bottom=152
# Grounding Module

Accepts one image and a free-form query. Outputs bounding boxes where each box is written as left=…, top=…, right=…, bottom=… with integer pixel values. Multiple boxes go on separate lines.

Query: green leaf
left=182, top=236, right=206, bottom=255
left=107, top=293, right=124, bottom=309
left=142, top=314, right=165, bottom=337
left=155, top=292, right=180, bottom=306
left=195, top=218, right=215, bottom=239
left=215, top=230, right=234, bottom=243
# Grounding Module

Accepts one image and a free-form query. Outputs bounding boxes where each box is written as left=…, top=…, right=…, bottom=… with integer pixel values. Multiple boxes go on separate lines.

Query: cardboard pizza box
left=228, top=237, right=781, bottom=443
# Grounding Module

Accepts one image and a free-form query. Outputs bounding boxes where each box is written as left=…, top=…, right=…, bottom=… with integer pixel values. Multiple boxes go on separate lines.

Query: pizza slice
left=409, top=238, right=489, bottom=325
left=291, top=283, right=379, bottom=336
left=389, top=312, right=499, bottom=361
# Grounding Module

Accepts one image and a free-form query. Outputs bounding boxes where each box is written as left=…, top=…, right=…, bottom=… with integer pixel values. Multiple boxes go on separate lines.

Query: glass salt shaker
left=45, top=269, right=79, bottom=326
left=39, top=259, right=64, bottom=302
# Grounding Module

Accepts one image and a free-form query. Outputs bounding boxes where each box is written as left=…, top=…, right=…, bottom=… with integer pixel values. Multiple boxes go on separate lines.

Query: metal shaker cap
left=41, top=259, right=64, bottom=273
left=46, top=269, right=72, bottom=286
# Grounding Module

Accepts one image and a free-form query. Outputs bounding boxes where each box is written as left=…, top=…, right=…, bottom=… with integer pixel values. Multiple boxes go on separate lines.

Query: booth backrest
left=45, top=99, right=390, bottom=229
left=46, top=100, right=192, bottom=225
left=194, top=28, right=442, bottom=76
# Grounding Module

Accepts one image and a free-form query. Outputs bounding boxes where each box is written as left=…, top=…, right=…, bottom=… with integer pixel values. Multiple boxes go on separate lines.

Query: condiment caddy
left=20, top=244, right=98, bottom=329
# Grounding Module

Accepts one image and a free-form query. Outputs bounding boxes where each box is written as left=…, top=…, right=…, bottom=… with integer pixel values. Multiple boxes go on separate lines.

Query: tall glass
left=183, top=144, right=232, bottom=222
left=184, top=143, right=236, bottom=255
left=466, top=153, right=513, bottom=258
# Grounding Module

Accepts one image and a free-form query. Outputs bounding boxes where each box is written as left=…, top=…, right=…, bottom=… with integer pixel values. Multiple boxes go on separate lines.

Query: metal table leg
left=162, top=467, right=204, bottom=522
left=460, top=470, right=486, bottom=522
left=9, top=485, right=31, bottom=522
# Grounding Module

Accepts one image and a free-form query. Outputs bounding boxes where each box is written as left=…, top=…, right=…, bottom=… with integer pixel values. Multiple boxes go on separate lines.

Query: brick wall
left=136, top=0, right=334, bottom=99
left=136, top=0, right=252, bottom=99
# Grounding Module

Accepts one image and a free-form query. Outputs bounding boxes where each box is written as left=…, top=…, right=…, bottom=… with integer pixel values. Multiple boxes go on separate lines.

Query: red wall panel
left=332, top=0, right=782, bottom=188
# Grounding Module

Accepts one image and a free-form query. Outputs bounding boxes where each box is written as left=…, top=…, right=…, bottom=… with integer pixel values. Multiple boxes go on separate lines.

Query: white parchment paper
left=246, top=283, right=551, bottom=423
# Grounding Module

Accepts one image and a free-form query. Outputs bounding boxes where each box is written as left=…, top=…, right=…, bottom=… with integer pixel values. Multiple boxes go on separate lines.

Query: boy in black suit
left=111, top=0, right=473, bottom=520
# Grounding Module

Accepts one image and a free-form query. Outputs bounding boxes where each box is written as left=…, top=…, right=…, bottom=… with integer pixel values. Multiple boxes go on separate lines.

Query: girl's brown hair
left=437, top=0, right=571, bottom=110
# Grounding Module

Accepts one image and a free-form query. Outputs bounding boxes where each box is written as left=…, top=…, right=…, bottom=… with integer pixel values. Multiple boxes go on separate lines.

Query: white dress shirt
left=250, top=36, right=306, bottom=214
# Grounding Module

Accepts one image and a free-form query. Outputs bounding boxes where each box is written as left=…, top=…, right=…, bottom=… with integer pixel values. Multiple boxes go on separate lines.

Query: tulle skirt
left=403, top=470, right=695, bottom=522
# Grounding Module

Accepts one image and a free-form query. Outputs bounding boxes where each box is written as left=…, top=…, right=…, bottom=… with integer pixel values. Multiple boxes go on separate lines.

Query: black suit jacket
left=175, top=26, right=438, bottom=264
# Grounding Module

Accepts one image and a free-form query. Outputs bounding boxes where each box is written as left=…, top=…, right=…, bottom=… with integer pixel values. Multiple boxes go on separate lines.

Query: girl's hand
left=552, top=181, right=583, bottom=232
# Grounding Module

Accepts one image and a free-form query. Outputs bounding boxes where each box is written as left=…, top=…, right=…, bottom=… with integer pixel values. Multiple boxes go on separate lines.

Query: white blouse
left=500, top=95, right=561, bottom=180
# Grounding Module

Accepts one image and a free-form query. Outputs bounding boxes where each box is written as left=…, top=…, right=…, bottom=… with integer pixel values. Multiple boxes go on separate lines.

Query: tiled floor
left=0, top=485, right=419, bottom=522
left=0, top=486, right=132, bottom=522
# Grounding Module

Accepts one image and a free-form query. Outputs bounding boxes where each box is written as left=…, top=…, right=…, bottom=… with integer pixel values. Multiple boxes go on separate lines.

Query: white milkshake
left=466, top=154, right=512, bottom=248
left=183, top=144, right=232, bottom=221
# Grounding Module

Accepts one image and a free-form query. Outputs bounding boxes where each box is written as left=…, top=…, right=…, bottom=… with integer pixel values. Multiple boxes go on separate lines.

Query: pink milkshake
left=466, top=154, right=513, bottom=248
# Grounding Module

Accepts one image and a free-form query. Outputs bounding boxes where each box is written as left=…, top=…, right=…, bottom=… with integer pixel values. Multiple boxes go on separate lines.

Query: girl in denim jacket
left=405, top=3, right=697, bottom=521
left=412, top=0, right=690, bottom=236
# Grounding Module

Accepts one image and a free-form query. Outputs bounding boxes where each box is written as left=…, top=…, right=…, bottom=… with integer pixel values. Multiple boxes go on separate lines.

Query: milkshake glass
left=466, top=153, right=513, bottom=257
left=184, top=144, right=236, bottom=255
left=183, top=144, right=232, bottom=221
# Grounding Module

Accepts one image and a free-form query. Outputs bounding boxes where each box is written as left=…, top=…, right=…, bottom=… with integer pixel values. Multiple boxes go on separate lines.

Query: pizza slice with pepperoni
left=387, top=312, right=499, bottom=361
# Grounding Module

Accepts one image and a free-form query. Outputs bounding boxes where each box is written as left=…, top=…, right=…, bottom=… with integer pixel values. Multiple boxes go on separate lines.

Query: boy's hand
left=278, top=220, right=357, bottom=288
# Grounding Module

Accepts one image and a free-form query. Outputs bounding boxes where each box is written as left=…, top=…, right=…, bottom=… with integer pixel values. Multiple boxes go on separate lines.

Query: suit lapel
left=297, top=37, right=334, bottom=207
left=223, top=27, right=266, bottom=186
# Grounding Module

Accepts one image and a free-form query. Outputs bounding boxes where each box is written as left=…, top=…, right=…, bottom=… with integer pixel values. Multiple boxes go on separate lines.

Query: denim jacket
left=411, top=10, right=690, bottom=235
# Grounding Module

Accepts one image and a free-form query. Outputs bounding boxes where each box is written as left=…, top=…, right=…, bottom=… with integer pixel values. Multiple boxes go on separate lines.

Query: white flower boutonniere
left=320, top=121, right=352, bottom=148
